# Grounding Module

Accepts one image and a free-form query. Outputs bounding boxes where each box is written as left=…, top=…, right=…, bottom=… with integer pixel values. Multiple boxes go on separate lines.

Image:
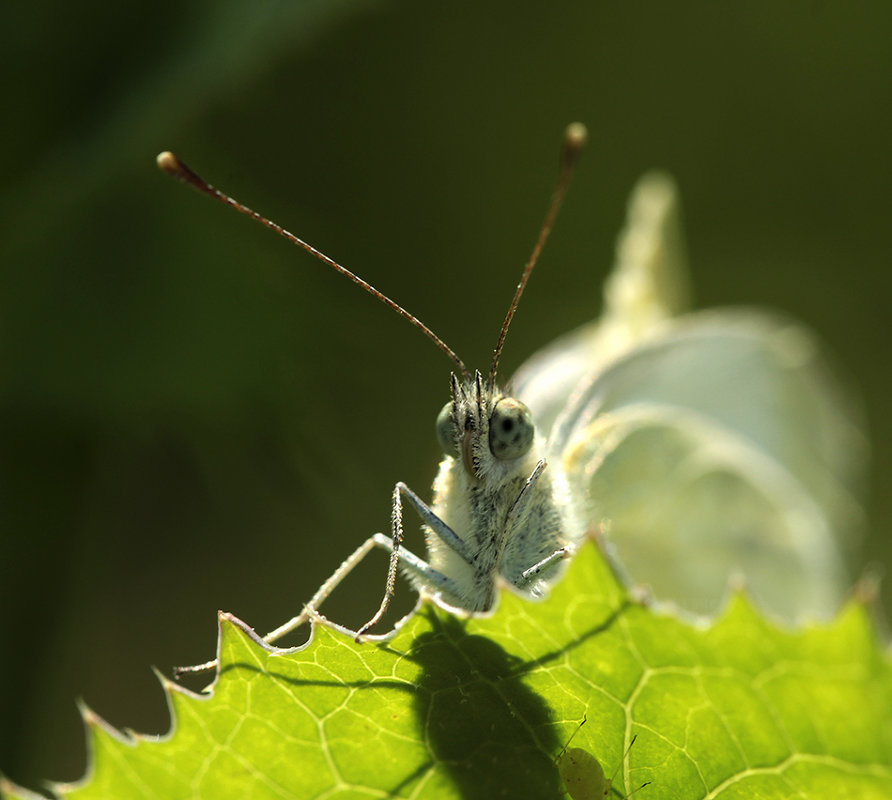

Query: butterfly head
left=436, top=372, right=536, bottom=482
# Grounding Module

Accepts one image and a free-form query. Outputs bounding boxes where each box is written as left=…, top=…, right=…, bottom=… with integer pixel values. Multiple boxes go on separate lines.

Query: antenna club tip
left=156, top=151, right=180, bottom=174
left=561, top=122, right=588, bottom=164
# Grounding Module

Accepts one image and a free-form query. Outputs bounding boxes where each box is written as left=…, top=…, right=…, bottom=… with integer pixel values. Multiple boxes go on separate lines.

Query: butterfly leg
left=174, top=482, right=465, bottom=676
left=505, top=459, right=547, bottom=531
left=503, top=459, right=574, bottom=589
left=314, top=480, right=471, bottom=640
left=172, top=536, right=384, bottom=677
left=395, top=481, right=475, bottom=564
left=262, top=534, right=382, bottom=644
left=352, top=481, right=467, bottom=639
left=517, top=546, right=573, bottom=587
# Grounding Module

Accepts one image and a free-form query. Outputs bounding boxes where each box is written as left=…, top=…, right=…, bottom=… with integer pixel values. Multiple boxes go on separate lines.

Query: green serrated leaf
left=5, top=543, right=890, bottom=800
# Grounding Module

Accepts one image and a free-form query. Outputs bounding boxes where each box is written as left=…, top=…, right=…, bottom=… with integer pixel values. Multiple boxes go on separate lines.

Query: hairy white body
left=422, top=375, right=584, bottom=612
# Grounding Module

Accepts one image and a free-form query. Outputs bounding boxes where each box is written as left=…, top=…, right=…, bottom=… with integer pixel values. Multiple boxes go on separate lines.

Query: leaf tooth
left=153, top=665, right=207, bottom=704
left=76, top=699, right=135, bottom=746
left=0, top=772, right=58, bottom=800
left=43, top=701, right=135, bottom=797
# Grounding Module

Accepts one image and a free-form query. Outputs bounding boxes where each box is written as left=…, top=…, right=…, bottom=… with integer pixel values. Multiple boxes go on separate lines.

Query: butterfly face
left=423, top=372, right=582, bottom=613
left=437, top=373, right=536, bottom=481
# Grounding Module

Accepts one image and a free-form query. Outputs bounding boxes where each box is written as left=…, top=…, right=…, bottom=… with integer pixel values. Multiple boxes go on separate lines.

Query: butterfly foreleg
left=171, top=535, right=385, bottom=677
left=395, top=481, right=476, bottom=564
left=504, top=459, right=573, bottom=589
left=505, top=459, right=547, bottom=532
left=176, top=481, right=473, bottom=676
left=518, top=546, right=573, bottom=587
left=353, top=482, right=468, bottom=639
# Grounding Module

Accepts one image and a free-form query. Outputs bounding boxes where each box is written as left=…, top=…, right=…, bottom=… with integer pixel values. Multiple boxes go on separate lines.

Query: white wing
left=512, top=173, right=866, bottom=622
left=556, top=314, right=865, bottom=622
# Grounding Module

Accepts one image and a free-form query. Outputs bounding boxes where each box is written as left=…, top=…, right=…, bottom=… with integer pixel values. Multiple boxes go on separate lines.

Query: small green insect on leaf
left=559, top=747, right=609, bottom=800
left=555, top=718, right=650, bottom=800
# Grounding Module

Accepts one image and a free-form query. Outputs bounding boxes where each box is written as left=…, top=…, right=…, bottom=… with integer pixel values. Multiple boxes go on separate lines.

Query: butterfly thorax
left=424, top=372, right=582, bottom=611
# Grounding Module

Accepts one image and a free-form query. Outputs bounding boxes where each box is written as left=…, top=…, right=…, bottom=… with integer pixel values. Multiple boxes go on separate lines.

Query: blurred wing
left=510, top=171, right=689, bottom=434
left=512, top=172, right=866, bottom=622
left=552, top=310, right=865, bottom=535
left=556, top=316, right=865, bottom=622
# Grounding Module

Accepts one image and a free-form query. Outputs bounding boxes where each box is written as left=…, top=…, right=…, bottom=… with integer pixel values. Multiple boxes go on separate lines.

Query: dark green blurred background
left=2, top=0, right=890, bottom=789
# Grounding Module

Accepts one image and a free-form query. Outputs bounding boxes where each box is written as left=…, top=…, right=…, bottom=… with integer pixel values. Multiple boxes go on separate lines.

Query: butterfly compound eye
left=436, top=402, right=460, bottom=457
left=489, top=397, right=534, bottom=460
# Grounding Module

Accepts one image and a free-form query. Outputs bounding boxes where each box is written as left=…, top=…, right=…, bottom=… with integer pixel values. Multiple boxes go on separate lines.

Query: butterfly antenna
left=488, top=122, right=587, bottom=384
left=156, top=151, right=470, bottom=379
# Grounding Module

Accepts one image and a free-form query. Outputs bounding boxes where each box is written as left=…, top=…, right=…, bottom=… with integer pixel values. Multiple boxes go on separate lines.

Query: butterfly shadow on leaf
left=404, top=601, right=629, bottom=800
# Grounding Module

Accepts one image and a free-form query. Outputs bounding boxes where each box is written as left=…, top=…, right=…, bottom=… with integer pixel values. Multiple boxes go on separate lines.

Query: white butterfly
left=159, top=126, right=864, bottom=675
